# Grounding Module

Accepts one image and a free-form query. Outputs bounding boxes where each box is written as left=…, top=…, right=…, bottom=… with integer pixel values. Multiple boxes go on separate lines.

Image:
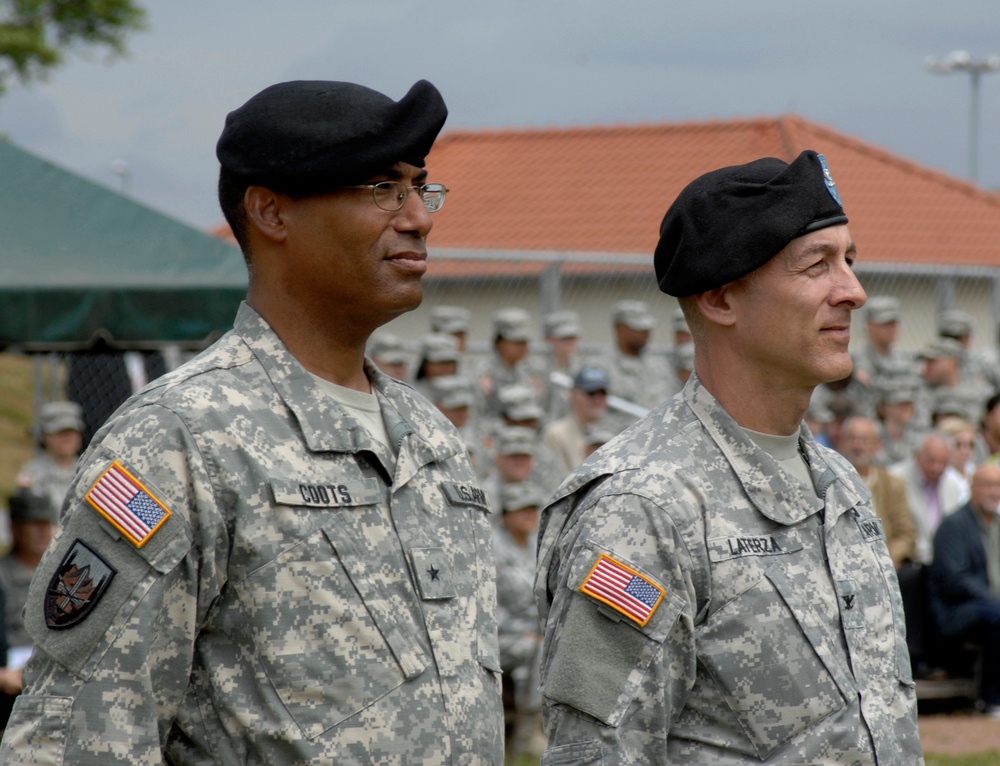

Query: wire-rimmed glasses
left=340, top=181, right=448, bottom=213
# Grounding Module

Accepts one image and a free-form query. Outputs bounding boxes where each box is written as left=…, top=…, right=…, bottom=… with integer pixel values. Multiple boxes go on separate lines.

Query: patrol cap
left=419, top=333, right=460, bottom=364
left=496, top=426, right=537, bottom=456
left=216, top=79, right=447, bottom=193
left=805, top=400, right=835, bottom=424
left=368, top=331, right=409, bottom=365
left=493, top=308, right=533, bottom=342
left=866, top=295, right=901, bottom=325
left=918, top=337, right=963, bottom=361
left=543, top=310, right=582, bottom=339
left=430, top=305, right=470, bottom=335
left=8, top=488, right=57, bottom=524
left=429, top=375, right=475, bottom=409
left=39, top=401, right=84, bottom=434
left=499, top=481, right=544, bottom=513
left=931, top=389, right=974, bottom=421
left=671, top=307, right=690, bottom=334
left=877, top=379, right=920, bottom=405
left=573, top=366, right=610, bottom=394
left=654, top=150, right=848, bottom=297
left=612, top=300, right=655, bottom=331
left=582, top=423, right=615, bottom=448
left=939, top=309, right=974, bottom=339
left=674, top=342, right=695, bottom=371
left=497, top=384, right=545, bottom=422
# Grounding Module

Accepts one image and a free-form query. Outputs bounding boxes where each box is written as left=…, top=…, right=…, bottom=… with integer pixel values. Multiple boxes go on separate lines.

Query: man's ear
left=244, top=186, right=287, bottom=243
left=693, top=285, right=738, bottom=328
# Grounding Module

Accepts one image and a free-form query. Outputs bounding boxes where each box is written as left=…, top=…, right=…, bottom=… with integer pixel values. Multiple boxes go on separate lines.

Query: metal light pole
left=926, top=50, right=1000, bottom=183
left=110, top=158, right=132, bottom=195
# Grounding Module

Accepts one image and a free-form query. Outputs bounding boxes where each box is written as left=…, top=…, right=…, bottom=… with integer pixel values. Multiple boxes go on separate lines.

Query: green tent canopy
left=0, top=139, right=247, bottom=351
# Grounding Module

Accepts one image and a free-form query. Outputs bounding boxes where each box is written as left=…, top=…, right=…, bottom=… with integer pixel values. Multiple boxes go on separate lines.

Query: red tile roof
left=424, top=115, right=1000, bottom=274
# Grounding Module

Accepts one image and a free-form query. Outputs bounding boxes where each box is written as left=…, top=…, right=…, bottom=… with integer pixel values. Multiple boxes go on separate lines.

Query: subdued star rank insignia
left=410, top=547, right=455, bottom=600
left=44, top=540, right=117, bottom=630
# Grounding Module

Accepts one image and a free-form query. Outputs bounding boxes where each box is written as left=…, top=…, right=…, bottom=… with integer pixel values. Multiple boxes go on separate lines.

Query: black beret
left=216, top=79, right=447, bottom=193
left=654, top=150, right=848, bottom=297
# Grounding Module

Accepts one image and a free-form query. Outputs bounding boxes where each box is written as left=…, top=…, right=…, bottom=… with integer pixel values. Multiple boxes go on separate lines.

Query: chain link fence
left=10, top=250, right=1000, bottom=466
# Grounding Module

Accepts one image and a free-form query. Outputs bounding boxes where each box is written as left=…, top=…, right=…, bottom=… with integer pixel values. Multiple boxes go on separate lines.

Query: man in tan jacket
left=837, top=415, right=917, bottom=568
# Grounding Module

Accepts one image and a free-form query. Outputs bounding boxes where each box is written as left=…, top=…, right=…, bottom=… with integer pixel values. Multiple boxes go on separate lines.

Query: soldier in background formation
left=0, top=489, right=58, bottom=728
left=493, top=481, right=546, bottom=762
left=15, top=401, right=85, bottom=518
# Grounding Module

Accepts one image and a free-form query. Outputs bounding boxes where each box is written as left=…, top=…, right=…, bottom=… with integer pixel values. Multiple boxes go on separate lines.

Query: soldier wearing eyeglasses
left=2, top=80, right=503, bottom=765
left=535, top=152, right=923, bottom=764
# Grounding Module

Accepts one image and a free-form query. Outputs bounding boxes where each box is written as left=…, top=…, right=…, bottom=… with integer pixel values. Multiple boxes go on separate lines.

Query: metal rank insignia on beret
left=86, top=461, right=171, bottom=548
left=817, top=154, right=842, bottom=206
left=579, top=553, right=665, bottom=627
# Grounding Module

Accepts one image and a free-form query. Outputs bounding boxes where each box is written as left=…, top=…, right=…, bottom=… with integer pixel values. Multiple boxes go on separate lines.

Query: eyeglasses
left=340, top=181, right=448, bottom=213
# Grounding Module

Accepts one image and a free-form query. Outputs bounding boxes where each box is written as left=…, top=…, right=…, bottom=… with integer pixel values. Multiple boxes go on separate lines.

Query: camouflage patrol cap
left=918, top=337, right=963, bottom=361
left=612, top=300, right=655, bottom=331
left=367, top=331, right=409, bottom=365
left=654, top=150, right=848, bottom=297
left=429, top=375, right=475, bottom=409
left=497, top=384, right=544, bottom=422
left=39, top=401, right=84, bottom=434
left=939, top=309, right=974, bottom=339
left=877, top=378, right=920, bottom=405
left=216, top=79, right=447, bottom=193
left=430, top=305, right=471, bottom=335
left=496, top=426, right=537, bottom=456
left=543, top=310, right=582, bottom=339
left=866, top=295, right=901, bottom=325
left=671, top=307, right=690, bottom=334
left=499, top=481, right=544, bottom=513
left=931, top=388, right=975, bottom=421
left=419, top=333, right=460, bottom=363
left=582, top=423, right=615, bottom=448
left=674, top=342, right=695, bottom=371
left=492, top=308, right=533, bottom=342
left=8, top=488, right=57, bottom=524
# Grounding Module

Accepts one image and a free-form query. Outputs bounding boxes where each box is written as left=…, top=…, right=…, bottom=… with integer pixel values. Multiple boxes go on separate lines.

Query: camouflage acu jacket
left=534, top=374, right=923, bottom=765
left=1, top=303, right=503, bottom=765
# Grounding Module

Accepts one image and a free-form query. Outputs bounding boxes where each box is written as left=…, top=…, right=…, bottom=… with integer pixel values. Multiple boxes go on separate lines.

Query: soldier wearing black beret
left=3, top=80, right=505, bottom=764
left=537, top=152, right=922, bottom=762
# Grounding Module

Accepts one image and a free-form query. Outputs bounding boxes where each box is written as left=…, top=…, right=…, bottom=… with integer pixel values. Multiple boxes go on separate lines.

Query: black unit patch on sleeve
left=44, top=539, right=117, bottom=630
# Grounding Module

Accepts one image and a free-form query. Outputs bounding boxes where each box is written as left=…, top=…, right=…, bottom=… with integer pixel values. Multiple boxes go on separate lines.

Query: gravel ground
left=920, top=712, right=1000, bottom=756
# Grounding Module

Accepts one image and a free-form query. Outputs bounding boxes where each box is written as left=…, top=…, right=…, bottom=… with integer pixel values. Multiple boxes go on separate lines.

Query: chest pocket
left=696, top=564, right=857, bottom=759
left=236, top=510, right=430, bottom=740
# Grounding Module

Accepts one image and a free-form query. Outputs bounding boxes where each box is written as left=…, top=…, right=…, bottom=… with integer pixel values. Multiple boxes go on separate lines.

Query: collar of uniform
left=683, top=374, right=826, bottom=526
left=369, top=364, right=464, bottom=479
left=803, top=436, right=872, bottom=529
left=233, top=303, right=462, bottom=465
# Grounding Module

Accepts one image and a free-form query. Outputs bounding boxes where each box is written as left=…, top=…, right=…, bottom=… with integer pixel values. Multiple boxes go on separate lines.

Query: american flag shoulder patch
left=85, top=461, right=171, bottom=548
left=579, top=553, right=665, bottom=627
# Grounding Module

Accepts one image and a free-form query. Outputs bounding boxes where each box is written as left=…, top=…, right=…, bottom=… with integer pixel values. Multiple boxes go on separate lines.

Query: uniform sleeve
left=538, top=490, right=697, bottom=766
left=0, top=404, right=227, bottom=766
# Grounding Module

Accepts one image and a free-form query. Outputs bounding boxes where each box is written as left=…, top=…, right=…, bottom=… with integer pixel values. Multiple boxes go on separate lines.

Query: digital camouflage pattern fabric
left=0, top=303, right=503, bottom=765
left=535, top=374, right=923, bottom=765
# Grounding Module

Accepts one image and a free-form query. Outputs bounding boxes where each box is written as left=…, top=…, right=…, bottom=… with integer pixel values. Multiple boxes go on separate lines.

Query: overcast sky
left=2, top=0, right=998, bottom=231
